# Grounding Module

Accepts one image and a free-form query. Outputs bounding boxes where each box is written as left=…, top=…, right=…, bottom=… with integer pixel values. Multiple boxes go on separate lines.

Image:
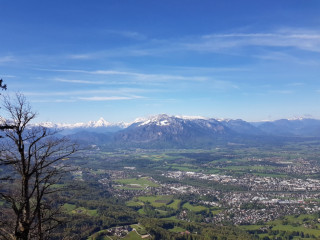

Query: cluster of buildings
left=165, top=171, right=320, bottom=191
left=70, top=152, right=320, bottom=227
left=210, top=191, right=320, bottom=225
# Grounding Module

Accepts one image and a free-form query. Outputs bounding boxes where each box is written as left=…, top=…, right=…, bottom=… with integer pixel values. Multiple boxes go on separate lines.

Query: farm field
left=182, top=202, right=207, bottom=212
left=137, top=195, right=173, bottom=207
left=115, top=177, right=159, bottom=190
left=62, top=203, right=98, bottom=217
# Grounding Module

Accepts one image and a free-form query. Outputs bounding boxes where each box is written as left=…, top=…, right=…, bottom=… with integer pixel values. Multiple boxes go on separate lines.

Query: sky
left=1, top=0, right=320, bottom=123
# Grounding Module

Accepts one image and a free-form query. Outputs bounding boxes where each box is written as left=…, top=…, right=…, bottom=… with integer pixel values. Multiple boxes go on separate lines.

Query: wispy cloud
left=104, top=30, right=147, bottom=40
left=54, top=78, right=104, bottom=84
left=0, top=55, right=16, bottom=64
left=1, top=74, right=16, bottom=78
left=78, top=95, right=144, bottom=101
left=287, top=82, right=304, bottom=87
left=186, top=29, right=320, bottom=53
left=30, top=99, right=77, bottom=103
left=59, top=28, right=320, bottom=66
left=270, top=90, right=294, bottom=94
left=65, top=46, right=156, bottom=60
left=210, top=80, right=238, bottom=89
left=39, top=68, right=210, bottom=82
left=67, top=54, right=95, bottom=60
left=24, top=88, right=147, bottom=97
left=164, top=66, right=251, bottom=72
left=27, top=89, right=146, bottom=103
left=37, top=67, right=239, bottom=92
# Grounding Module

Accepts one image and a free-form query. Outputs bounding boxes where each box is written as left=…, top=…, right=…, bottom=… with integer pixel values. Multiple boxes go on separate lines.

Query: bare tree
left=0, top=94, right=77, bottom=240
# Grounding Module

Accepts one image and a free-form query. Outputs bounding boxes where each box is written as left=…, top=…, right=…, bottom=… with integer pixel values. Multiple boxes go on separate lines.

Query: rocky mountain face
left=113, top=114, right=233, bottom=147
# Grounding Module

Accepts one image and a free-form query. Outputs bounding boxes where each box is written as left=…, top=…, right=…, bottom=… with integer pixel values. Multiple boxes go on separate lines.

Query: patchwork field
left=137, top=195, right=173, bottom=207
left=182, top=202, right=208, bottom=212
left=240, top=214, right=320, bottom=239
left=62, top=203, right=98, bottom=217
left=115, top=177, right=159, bottom=190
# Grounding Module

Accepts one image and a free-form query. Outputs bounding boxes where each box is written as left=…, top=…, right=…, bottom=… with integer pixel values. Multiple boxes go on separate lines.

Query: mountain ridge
left=35, top=114, right=320, bottom=130
left=34, top=114, right=320, bottom=147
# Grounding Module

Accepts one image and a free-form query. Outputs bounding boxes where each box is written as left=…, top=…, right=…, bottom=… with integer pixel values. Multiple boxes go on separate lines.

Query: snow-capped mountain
left=114, top=115, right=320, bottom=147
left=32, top=114, right=320, bottom=147
left=129, top=114, right=262, bottom=136
left=132, top=114, right=209, bottom=127
left=36, top=117, right=128, bottom=134
left=114, top=114, right=234, bottom=147
left=85, top=117, right=112, bottom=128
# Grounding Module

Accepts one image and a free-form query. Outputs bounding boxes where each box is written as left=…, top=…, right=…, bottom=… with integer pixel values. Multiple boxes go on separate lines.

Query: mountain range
left=38, top=114, right=320, bottom=148
left=37, top=117, right=129, bottom=134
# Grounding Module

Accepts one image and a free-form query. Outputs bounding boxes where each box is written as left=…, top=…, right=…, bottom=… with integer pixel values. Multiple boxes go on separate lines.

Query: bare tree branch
left=0, top=93, right=77, bottom=240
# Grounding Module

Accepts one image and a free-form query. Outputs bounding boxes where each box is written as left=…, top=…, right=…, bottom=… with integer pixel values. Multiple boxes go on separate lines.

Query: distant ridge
left=35, top=117, right=129, bottom=134
left=34, top=114, right=320, bottom=147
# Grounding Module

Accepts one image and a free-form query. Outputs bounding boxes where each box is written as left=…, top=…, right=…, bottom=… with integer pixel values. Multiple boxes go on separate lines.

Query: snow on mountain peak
left=287, top=117, right=306, bottom=121
left=36, top=117, right=121, bottom=129
left=137, top=114, right=172, bottom=126
left=79, top=117, right=111, bottom=128
left=176, top=115, right=208, bottom=120
left=93, top=117, right=111, bottom=127
left=136, top=114, right=210, bottom=127
left=82, top=117, right=115, bottom=128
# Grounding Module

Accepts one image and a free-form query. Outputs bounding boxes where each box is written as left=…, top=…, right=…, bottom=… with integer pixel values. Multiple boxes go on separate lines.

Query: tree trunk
left=15, top=176, right=31, bottom=240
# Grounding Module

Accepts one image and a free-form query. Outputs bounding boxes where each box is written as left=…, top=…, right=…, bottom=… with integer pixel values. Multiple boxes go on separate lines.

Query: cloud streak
left=104, top=30, right=147, bottom=40
left=0, top=55, right=16, bottom=64
left=40, top=68, right=210, bottom=82
left=55, top=28, right=320, bottom=68
left=270, top=90, right=294, bottom=94
left=24, top=88, right=147, bottom=97
left=78, top=95, right=144, bottom=101
left=37, top=67, right=239, bottom=91
left=55, top=78, right=104, bottom=84
left=186, top=29, right=320, bottom=53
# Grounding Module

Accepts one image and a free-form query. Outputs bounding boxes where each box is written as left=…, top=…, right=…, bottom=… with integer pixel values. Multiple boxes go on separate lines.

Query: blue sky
left=1, top=0, right=320, bottom=123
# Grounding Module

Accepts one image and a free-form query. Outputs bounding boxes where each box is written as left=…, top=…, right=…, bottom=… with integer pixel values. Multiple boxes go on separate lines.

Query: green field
left=115, top=177, right=159, bottom=190
left=123, top=231, right=150, bottom=240
left=51, top=183, right=66, bottom=189
left=71, top=207, right=98, bottom=217
left=126, top=201, right=145, bottom=207
left=166, top=163, right=200, bottom=172
left=87, top=230, right=110, bottom=240
left=137, top=195, right=173, bottom=207
left=62, top=203, right=77, bottom=212
left=272, top=224, right=320, bottom=237
left=240, top=214, right=320, bottom=239
left=240, top=225, right=264, bottom=231
left=130, top=224, right=148, bottom=235
left=88, top=226, right=150, bottom=240
left=267, top=214, right=320, bottom=237
left=167, top=199, right=181, bottom=210
left=182, top=202, right=207, bottom=212
left=62, top=203, right=98, bottom=217
left=211, top=209, right=222, bottom=215
left=137, top=208, right=146, bottom=215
